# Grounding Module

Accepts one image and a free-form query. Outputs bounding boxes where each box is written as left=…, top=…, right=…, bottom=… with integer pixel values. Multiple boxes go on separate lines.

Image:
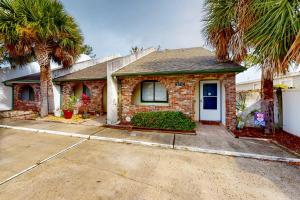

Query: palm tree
left=0, top=0, right=83, bottom=117
left=130, top=46, right=143, bottom=55
left=204, top=0, right=300, bottom=133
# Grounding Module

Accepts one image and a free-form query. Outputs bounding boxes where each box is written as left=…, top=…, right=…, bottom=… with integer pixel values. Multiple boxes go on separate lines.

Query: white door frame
left=199, top=80, right=221, bottom=121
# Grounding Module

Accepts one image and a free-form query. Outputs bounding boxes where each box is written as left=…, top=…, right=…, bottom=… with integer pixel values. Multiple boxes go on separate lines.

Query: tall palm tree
left=0, top=0, right=83, bottom=117
left=204, top=0, right=300, bottom=133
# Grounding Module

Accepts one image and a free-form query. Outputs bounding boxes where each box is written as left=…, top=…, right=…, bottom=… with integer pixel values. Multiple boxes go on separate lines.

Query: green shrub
left=131, top=111, right=196, bottom=131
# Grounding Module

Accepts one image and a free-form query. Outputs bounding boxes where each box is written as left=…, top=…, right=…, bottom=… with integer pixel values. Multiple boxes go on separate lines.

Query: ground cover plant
left=131, top=111, right=196, bottom=131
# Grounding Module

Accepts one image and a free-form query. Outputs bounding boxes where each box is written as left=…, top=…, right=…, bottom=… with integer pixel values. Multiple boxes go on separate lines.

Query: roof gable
left=113, top=47, right=245, bottom=76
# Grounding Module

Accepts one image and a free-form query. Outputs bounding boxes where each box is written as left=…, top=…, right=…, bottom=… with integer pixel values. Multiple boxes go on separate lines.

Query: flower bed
left=37, top=115, right=89, bottom=124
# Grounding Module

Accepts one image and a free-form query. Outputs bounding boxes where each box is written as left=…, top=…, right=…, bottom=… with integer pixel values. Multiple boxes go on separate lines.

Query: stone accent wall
left=13, top=83, right=40, bottom=112
left=120, top=73, right=237, bottom=131
left=61, top=80, right=106, bottom=114
left=0, top=110, right=38, bottom=120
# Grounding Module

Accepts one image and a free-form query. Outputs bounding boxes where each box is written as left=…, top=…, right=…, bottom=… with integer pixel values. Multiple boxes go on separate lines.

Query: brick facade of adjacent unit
left=61, top=80, right=106, bottom=114
left=120, top=73, right=237, bottom=131
left=13, top=83, right=41, bottom=112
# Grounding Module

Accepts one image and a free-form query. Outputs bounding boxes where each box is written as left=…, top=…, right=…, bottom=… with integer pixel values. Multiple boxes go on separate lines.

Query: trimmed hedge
left=131, top=111, right=196, bottom=131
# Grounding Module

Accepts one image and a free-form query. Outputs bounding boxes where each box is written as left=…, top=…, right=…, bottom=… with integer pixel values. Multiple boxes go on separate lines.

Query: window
left=20, top=85, right=34, bottom=101
left=141, top=81, right=168, bottom=102
left=83, top=85, right=91, bottom=97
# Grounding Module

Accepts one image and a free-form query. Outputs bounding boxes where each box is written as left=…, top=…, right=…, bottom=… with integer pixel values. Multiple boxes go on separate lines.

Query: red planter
left=63, top=110, right=73, bottom=119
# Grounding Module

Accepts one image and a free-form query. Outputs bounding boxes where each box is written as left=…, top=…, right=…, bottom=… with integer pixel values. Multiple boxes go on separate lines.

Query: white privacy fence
left=282, top=89, right=300, bottom=137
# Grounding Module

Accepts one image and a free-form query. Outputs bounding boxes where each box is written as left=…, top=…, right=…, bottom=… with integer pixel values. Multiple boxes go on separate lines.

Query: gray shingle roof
left=53, top=62, right=107, bottom=82
left=3, top=73, right=41, bottom=85
left=114, top=47, right=245, bottom=76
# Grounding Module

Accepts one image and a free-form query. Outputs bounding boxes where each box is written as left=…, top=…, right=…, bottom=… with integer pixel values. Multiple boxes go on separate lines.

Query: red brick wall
left=13, top=83, right=40, bottom=112
left=61, top=80, right=106, bottom=114
left=120, top=73, right=237, bottom=131
left=223, top=73, right=237, bottom=131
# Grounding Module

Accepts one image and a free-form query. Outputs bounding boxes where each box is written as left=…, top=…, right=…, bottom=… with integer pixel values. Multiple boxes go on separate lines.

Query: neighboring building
left=237, top=70, right=300, bottom=92
left=0, top=54, right=92, bottom=111
left=2, top=56, right=119, bottom=113
left=236, top=66, right=300, bottom=107
left=2, top=47, right=245, bottom=131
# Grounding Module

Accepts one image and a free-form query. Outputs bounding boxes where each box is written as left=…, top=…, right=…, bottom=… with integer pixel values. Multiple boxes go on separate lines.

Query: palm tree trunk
left=34, top=43, right=53, bottom=117
left=261, top=68, right=275, bottom=134
left=46, top=65, right=54, bottom=114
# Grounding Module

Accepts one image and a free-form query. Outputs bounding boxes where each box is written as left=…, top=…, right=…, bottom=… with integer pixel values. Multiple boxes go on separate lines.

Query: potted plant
left=81, top=93, right=90, bottom=119
left=63, top=95, right=77, bottom=119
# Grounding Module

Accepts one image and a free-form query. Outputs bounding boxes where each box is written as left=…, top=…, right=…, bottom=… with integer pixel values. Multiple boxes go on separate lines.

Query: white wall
left=53, top=84, right=61, bottom=112
left=107, top=48, right=156, bottom=124
left=282, top=89, right=300, bottom=137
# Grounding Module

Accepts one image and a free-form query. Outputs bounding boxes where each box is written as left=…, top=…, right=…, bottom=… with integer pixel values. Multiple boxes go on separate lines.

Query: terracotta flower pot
left=63, top=110, right=73, bottom=119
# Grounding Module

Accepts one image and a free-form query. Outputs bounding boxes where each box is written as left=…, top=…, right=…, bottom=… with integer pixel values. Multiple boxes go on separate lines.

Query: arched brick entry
left=61, top=80, right=106, bottom=114
left=13, top=83, right=40, bottom=111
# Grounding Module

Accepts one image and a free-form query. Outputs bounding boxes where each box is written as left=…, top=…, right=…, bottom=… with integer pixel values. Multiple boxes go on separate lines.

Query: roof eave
left=113, top=67, right=246, bottom=77
left=3, top=80, right=40, bottom=86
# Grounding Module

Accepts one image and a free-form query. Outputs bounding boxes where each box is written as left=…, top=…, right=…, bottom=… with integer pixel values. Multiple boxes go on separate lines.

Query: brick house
left=3, top=47, right=245, bottom=131
left=107, top=47, right=245, bottom=131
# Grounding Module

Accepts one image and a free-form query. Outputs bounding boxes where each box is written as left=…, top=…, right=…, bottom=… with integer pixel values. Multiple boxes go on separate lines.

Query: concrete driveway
left=0, top=128, right=300, bottom=200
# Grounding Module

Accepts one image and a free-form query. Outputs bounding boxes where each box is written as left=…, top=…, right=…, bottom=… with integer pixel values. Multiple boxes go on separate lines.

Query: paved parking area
left=1, top=119, right=104, bottom=135
left=0, top=128, right=80, bottom=181
left=0, top=128, right=299, bottom=200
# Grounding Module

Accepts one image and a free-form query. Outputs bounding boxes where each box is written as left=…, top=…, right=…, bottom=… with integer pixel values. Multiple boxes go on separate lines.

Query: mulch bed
left=234, top=127, right=300, bottom=154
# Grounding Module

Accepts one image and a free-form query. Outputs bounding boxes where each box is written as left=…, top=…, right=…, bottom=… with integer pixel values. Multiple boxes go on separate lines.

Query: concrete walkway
left=0, top=119, right=298, bottom=160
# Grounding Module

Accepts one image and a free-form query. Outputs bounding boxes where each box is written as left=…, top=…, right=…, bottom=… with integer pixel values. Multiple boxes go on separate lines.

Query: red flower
left=81, top=93, right=90, bottom=106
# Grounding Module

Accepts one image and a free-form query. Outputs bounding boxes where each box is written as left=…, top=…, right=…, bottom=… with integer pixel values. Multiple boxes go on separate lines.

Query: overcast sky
left=61, top=0, right=207, bottom=58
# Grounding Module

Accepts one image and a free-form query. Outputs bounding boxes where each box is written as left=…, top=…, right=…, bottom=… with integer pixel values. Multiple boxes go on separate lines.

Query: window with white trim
left=141, top=81, right=168, bottom=102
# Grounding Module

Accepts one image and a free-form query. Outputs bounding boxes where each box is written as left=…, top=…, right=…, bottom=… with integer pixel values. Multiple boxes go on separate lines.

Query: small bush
left=131, top=111, right=196, bottom=131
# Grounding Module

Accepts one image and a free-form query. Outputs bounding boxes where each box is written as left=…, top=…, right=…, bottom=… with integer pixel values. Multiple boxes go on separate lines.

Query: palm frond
left=245, top=0, right=300, bottom=75
left=0, top=0, right=84, bottom=68
left=203, top=0, right=236, bottom=62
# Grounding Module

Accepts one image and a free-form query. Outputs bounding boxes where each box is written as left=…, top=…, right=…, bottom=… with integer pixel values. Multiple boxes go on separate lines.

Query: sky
left=61, top=0, right=207, bottom=59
